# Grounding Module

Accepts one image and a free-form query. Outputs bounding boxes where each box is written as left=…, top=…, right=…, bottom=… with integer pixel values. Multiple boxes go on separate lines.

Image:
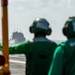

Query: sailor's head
left=62, top=16, right=75, bottom=39
left=29, top=18, right=52, bottom=36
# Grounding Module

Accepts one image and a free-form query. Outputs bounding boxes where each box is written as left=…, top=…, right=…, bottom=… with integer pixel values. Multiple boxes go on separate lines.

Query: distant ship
left=9, top=31, right=26, bottom=45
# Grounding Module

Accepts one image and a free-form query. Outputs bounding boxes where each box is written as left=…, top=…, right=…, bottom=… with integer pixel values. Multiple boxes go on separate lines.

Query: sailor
left=48, top=16, right=75, bottom=75
left=1, top=18, right=57, bottom=75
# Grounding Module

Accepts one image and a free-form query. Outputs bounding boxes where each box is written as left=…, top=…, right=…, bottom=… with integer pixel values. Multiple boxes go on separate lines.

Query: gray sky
left=0, top=0, right=75, bottom=41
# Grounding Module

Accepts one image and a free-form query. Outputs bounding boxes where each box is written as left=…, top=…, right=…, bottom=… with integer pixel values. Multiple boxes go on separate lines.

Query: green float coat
left=9, top=36, right=57, bottom=75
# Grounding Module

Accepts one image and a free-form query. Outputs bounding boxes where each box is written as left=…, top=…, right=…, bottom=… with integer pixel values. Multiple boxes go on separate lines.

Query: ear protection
left=29, top=26, right=34, bottom=33
left=62, top=21, right=68, bottom=36
left=62, top=27, right=68, bottom=36
left=46, top=28, right=52, bottom=35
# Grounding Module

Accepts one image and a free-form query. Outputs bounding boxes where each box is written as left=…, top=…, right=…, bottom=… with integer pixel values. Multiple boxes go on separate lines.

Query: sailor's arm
left=9, top=41, right=29, bottom=54
left=48, top=46, right=64, bottom=75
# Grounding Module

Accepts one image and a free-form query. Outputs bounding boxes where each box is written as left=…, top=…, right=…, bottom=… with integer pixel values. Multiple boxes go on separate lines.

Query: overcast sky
left=0, top=0, right=75, bottom=41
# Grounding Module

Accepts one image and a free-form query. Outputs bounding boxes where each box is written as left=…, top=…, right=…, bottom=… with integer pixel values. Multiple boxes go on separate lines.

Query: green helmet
left=63, top=17, right=75, bottom=36
left=29, top=18, right=52, bottom=35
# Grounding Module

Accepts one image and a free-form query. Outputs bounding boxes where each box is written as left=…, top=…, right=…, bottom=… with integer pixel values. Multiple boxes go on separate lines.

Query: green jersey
left=9, top=36, right=57, bottom=75
left=48, top=38, right=75, bottom=75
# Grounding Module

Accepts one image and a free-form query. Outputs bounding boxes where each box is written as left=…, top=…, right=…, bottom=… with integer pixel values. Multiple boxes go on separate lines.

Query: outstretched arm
left=9, top=41, right=28, bottom=54
left=0, top=41, right=30, bottom=54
